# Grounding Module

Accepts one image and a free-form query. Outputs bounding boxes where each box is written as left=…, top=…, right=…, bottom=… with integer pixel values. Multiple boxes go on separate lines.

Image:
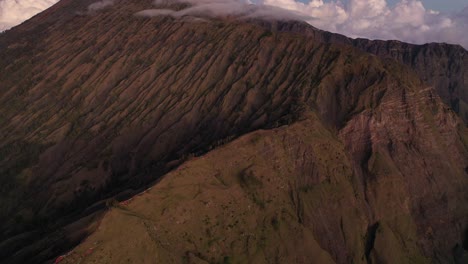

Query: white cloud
left=0, top=0, right=115, bottom=31
left=0, top=0, right=59, bottom=30
left=88, top=0, right=115, bottom=11
left=261, top=0, right=468, bottom=48
left=0, top=0, right=467, bottom=49
left=144, top=0, right=468, bottom=48
left=138, top=0, right=307, bottom=21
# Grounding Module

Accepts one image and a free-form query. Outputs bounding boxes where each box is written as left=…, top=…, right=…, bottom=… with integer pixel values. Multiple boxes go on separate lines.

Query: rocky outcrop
left=308, top=29, right=468, bottom=124
left=237, top=21, right=468, bottom=124
left=351, top=39, right=468, bottom=124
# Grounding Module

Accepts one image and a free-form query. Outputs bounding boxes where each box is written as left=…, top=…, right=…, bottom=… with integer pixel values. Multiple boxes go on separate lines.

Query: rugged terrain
left=278, top=23, right=468, bottom=123
left=0, top=0, right=467, bottom=263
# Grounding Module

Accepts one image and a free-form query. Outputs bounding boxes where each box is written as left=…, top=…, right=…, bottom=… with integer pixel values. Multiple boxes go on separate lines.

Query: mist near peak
left=0, top=0, right=467, bottom=49
left=88, top=0, right=115, bottom=11
left=262, top=0, right=468, bottom=48
left=137, top=0, right=468, bottom=48
left=136, top=0, right=308, bottom=21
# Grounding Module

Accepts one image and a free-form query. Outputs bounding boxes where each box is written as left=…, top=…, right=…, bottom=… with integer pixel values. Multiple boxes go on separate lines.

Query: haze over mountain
left=0, top=0, right=467, bottom=263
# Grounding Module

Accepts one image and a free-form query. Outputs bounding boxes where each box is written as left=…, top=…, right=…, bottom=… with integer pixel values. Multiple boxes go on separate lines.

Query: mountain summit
left=0, top=1, right=467, bottom=263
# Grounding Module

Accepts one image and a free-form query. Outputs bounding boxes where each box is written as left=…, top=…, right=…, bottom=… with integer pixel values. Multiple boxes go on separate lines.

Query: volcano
left=0, top=0, right=467, bottom=263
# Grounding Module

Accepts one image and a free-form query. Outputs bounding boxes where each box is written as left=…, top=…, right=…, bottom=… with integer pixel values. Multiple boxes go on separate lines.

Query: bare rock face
left=0, top=0, right=467, bottom=263
left=246, top=22, right=468, bottom=124
left=311, top=29, right=468, bottom=124
left=350, top=39, right=468, bottom=124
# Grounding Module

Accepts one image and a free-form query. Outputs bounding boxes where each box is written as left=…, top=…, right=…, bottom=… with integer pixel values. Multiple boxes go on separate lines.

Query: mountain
left=351, top=39, right=468, bottom=124
left=276, top=25, right=468, bottom=124
left=0, top=0, right=467, bottom=263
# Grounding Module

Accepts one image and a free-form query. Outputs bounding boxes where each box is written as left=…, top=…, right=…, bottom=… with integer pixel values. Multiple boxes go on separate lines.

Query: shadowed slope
left=60, top=86, right=468, bottom=263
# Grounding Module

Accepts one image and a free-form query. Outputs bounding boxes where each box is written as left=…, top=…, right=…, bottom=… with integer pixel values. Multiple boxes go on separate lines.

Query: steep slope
left=326, top=33, right=468, bottom=124
left=351, top=39, right=468, bottom=124
left=0, top=0, right=466, bottom=263
left=59, top=83, right=468, bottom=264
left=243, top=21, right=468, bottom=124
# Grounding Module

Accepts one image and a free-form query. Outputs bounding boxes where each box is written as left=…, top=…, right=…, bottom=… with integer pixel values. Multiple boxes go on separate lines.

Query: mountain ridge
left=0, top=0, right=467, bottom=263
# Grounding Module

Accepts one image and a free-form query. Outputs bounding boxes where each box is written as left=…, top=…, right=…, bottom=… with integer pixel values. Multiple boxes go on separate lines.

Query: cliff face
left=336, top=35, right=468, bottom=124
left=0, top=1, right=467, bottom=263
left=243, top=22, right=468, bottom=124
left=351, top=39, right=468, bottom=124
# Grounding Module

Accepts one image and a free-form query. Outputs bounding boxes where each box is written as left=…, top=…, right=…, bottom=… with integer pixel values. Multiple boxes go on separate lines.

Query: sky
left=0, top=0, right=468, bottom=48
left=316, top=0, right=468, bottom=12
left=380, top=0, right=467, bottom=12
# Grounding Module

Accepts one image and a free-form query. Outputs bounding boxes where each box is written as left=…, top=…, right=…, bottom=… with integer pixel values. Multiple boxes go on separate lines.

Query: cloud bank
left=0, top=0, right=59, bottom=30
left=137, top=0, right=307, bottom=21
left=261, top=0, right=468, bottom=48
left=0, top=0, right=467, bottom=49
left=142, top=0, right=468, bottom=48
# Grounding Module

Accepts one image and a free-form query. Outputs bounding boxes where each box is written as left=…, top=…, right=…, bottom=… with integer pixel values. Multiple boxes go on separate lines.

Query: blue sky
left=386, top=0, right=467, bottom=12
left=312, top=0, right=468, bottom=12
left=1, top=0, right=468, bottom=48
left=264, top=0, right=468, bottom=47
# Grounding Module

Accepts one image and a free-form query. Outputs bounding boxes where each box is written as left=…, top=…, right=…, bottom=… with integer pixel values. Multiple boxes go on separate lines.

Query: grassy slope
left=61, top=101, right=468, bottom=264
left=58, top=114, right=367, bottom=264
